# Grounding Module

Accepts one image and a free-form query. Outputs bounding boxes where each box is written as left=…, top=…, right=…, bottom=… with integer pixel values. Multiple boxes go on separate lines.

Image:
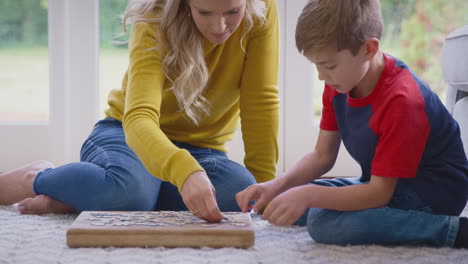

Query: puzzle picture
left=66, top=211, right=254, bottom=248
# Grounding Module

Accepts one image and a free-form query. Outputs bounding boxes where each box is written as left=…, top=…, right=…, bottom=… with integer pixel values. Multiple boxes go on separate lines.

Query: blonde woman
left=0, top=0, right=279, bottom=222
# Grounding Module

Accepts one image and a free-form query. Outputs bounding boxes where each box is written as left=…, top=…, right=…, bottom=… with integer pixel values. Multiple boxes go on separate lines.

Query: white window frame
left=48, top=0, right=100, bottom=165
left=1, top=0, right=358, bottom=177
left=0, top=0, right=99, bottom=172
left=280, top=1, right=359, bottom=176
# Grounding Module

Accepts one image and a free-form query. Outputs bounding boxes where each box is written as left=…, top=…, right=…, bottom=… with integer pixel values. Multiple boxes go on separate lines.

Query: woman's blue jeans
left=298, top=177, right=460, bottom=247
left=33, top=118, right=256, bottom=212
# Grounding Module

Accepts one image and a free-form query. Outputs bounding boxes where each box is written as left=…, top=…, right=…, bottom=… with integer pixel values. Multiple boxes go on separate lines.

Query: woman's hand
left=180, top=170, right=224, bottom=222
left=235, top=179, right=284, bottom=213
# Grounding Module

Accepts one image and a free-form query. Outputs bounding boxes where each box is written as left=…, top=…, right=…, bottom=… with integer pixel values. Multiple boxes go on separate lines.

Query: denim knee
left=71, top=169, right=159, bottom=212
left=73, top=179, right=151, bottom=211
left=114, top=183, right=155, bottom=211
left=209, top=158, right=256, bottom=211
left=307, top=208, right=381, bottom=245
left=306, top=208, right=338, bottom=244
left=307, top=208, right=364, bottom=245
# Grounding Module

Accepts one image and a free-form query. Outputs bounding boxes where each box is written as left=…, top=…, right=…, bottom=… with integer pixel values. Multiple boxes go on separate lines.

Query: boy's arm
left=301, top=175, right=398, bottom=211
left=261, top=128, right=398, bottom=226
left=286, top=130, right=398, bottom=211
left=236, top=129, right=340, bottom=213
left=276, top=129, right=342, bottom=191
left=262, top=174, right=398, bottom=226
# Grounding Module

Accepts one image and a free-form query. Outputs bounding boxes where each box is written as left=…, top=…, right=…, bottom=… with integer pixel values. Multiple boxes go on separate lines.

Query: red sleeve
left=371, top=86, right=430, bottom=179
left=320, top=85, right=339, bottom=131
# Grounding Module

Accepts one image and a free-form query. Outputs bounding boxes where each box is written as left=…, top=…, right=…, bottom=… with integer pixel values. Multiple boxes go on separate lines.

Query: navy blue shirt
left=320, top=54, right=468, bottom=215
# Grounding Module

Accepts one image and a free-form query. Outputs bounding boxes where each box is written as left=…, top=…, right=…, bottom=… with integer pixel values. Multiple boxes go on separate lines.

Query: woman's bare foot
left=18, top=195, right=76, bottom=214
left=0, top=160, right=55, bottom=205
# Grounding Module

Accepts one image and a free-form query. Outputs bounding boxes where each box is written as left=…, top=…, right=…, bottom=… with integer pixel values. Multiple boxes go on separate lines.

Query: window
left=0, top=0, right=49, bottom=122
left=99, top=0, right=128, bottom=117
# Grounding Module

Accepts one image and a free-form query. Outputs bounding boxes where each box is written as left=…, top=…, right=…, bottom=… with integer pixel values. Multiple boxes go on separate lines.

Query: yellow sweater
left=105, top=0, right=279, bottom=190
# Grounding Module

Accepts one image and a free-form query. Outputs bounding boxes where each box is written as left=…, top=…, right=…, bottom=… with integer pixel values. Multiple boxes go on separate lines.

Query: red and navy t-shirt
left=320, top=53, right=468, bottom=215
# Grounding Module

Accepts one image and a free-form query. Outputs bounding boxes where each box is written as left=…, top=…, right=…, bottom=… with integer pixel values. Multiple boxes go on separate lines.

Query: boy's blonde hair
left=296, top=0, right=383, bottom=55
left=123, top=0, right=267, bottom=125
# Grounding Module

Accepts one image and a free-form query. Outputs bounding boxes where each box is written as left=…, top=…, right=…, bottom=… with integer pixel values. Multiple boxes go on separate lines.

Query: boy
left=236, top=0, right=468, bottom=248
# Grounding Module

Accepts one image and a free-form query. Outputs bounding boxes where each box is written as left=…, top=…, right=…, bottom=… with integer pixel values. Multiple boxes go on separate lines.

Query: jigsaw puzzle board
left=66, top=211, right=254, bottom=248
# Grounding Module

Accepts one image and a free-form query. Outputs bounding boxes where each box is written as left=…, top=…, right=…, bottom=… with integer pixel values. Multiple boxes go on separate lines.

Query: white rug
left=1, top=204, right=467, bottom=264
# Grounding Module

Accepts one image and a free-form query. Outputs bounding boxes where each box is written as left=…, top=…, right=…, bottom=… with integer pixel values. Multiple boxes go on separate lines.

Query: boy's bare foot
left=18, top=195, right=76, bottom=214
left=0, top=160, right=55, bottom=205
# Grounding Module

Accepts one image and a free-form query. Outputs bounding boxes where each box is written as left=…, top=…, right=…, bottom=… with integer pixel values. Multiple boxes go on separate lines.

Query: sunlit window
left=0, top=0, right=49, bottom=121
left=99, top=0, right=129, bottom=117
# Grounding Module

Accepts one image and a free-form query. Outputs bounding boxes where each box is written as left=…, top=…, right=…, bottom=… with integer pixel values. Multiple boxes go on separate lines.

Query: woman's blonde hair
left=123, top=0, right=267, bottom=125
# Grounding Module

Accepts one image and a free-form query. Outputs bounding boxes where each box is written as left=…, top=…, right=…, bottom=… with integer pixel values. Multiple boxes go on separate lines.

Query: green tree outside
left=100, top=0, right=129, bottom=49
left=399, top=0, right=468, bottom=99
left=0, top=0, right=48, bottom=48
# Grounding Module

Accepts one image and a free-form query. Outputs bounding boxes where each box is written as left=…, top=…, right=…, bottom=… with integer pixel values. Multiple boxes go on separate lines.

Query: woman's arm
left=123, top=22, right=204, bottom=190
left=122, top=22, right=222, bottom=222
left=239, top=0, right=280, bottom=183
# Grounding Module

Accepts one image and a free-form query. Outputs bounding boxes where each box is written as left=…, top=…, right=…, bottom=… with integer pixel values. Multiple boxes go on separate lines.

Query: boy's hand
left=236, top=179, right=283, bottom=213
left=262, top=186, right=310, bottom=226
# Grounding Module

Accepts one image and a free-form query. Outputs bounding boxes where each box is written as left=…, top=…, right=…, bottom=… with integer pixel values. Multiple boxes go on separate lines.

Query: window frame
left=0, top=0, right=359, bottom=177
left=0, top=0, right=100, bottom=171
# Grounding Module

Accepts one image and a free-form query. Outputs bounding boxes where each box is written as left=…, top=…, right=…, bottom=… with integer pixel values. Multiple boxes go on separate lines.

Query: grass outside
left=1, top=47, right=447, bottom=122
left=0, top=48, right=49, bottom=121
left=99, top=48, right=128, bottom=117
left=0, top=48, right=128, bottom=121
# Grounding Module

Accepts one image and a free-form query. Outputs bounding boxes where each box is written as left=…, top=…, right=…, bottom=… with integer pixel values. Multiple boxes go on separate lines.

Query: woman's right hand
left=235, top=178, right=284, bottom=213
left=180, top=170, right=224, bottom=222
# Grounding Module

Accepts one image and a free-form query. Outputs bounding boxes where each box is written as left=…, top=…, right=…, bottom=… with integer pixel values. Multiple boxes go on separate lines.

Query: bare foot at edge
left=18, top=195, right=76, bottom=215
left=0, top=160, right=55, bottom=205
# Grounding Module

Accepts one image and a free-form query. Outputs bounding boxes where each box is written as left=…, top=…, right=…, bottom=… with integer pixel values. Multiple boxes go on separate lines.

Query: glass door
left=0, top=0, right=50, bottom=172
left=0, top=0, right=100, bottom=172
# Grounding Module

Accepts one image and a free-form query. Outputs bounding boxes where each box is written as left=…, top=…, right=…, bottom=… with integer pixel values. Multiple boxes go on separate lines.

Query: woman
left=0, top=0, right=279, bottom=222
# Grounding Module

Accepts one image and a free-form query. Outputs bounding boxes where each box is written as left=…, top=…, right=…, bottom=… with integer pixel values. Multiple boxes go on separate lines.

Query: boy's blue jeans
left=33, top=118, right=256, bottom=212
left=296, top=177, right=460, bottom=247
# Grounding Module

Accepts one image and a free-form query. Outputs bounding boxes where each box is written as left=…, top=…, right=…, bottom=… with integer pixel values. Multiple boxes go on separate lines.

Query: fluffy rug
left=1, top=204, right=467, bottom=264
